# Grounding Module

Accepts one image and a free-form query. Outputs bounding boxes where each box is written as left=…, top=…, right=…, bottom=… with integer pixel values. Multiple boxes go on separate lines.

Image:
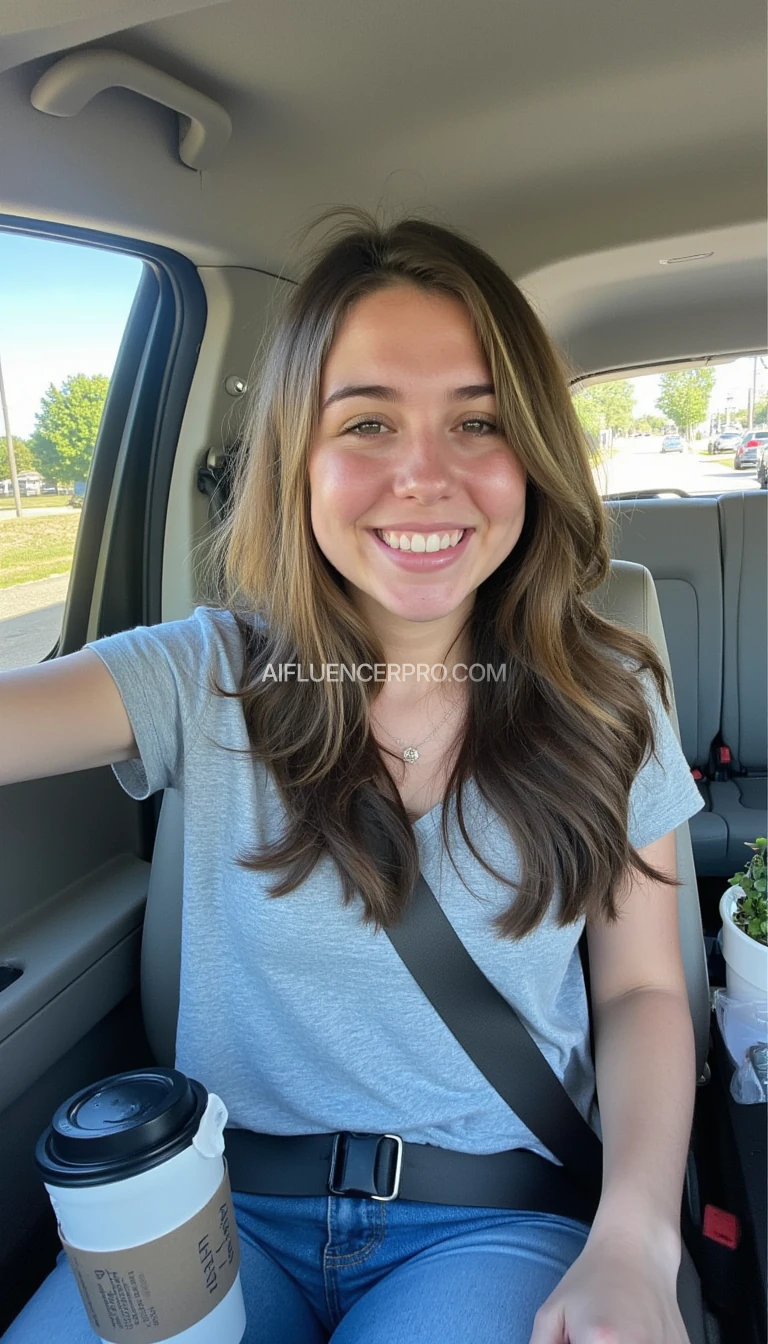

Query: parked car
left=708, top=428, right=743, bottom=454
left=734, top=428, right=768, bottom=471
left=41, top=483, right=58, bottom=495
left=661, top=434, right=684, bottom=453
left=757, top=439, right=768, bottom=489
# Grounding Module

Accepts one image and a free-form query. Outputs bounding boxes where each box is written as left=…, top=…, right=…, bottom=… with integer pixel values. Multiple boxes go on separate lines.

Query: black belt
left=223, top=1128, right=597, bottom=1226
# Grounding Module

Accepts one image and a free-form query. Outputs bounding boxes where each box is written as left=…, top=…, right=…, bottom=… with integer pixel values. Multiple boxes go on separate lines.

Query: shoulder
left=605, top=647, right=669, bottom=713
left=93, top=605, right=261, bottom=690
left=183, top=605, right=269, bottom=682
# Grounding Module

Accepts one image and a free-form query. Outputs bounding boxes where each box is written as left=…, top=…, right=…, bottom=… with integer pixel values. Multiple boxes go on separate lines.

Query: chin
left=375, top=592, right=470, bottom=622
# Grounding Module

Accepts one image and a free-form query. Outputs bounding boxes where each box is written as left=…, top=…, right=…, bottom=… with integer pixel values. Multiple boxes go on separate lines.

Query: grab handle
left=31, top=48, right=232, bottom=170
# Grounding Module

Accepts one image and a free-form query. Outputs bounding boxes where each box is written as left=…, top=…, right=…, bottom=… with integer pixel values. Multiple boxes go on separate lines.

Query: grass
left=0, top=494, right=72, bottom=511
left=0, top=513, right=81, bottom=589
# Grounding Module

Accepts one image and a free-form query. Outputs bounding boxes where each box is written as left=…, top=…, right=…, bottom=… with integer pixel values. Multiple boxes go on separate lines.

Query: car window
left=572, top=355, right=768, bottom=498
left=0, top=233, right=143, bottom=671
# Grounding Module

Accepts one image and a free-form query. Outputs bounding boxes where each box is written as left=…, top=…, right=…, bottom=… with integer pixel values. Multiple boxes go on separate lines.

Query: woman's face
left=309, top=284, right=527, bottom=625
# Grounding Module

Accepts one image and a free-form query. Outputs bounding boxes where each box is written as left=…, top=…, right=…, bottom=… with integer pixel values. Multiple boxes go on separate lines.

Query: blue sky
left=0, top=232, right=142, bottom=438
left=0, top=230, right=765, bottom=438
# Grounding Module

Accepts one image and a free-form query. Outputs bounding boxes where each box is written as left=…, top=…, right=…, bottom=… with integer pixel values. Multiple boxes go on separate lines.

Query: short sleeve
left=85, top=606, right=235, bottom=800
left=627, top=668, right=705, bottom=850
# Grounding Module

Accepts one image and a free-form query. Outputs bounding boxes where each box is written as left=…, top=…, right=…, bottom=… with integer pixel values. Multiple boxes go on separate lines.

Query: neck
left=350, top=590, right=474, bottom=703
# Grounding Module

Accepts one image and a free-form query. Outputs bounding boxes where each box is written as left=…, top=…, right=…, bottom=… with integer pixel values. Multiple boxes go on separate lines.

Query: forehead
left=321, top=285, right=490, bottom=388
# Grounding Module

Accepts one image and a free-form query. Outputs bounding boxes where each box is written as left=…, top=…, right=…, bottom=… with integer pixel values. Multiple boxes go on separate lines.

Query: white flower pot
left=719, top=886, right=768, bottom=1003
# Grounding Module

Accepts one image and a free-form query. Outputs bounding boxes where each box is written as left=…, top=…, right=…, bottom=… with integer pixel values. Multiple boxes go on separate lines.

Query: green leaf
left=29, top=373, right=109, bottom=484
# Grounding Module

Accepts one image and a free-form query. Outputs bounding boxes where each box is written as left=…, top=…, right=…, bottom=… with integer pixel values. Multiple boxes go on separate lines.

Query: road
left=1, top=443, right=761, bottom=670
left=0, top=575, right=67, bottom=671
left=595, top=436, right=761, bottom=496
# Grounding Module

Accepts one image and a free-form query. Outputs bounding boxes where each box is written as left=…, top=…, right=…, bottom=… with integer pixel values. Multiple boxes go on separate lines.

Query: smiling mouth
left=374, top=528, right=468, bottom=552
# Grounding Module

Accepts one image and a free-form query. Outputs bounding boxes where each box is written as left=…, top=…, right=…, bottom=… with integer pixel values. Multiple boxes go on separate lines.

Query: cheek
left=468, top=450, right=527, bottom=526
left=309, top=449, right=382, bottom=533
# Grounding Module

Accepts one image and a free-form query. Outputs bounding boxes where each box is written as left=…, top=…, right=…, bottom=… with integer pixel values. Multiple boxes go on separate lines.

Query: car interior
left=0, top=1, right=766, bottom=1340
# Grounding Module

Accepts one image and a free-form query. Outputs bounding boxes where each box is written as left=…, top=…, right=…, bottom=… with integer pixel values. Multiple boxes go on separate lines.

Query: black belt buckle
left=328, top=1131, right=403, bottom=1202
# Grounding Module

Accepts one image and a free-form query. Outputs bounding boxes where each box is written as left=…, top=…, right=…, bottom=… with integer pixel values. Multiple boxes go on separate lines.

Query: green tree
left=29, top=373, right=109, bottom=483
left=633, top=415, right=667, bottom=434
left=0, top=436, right=34, bottom=477
left=656, top=369, right=715, bottom=438
left=572, top=379, right=636, bottom=439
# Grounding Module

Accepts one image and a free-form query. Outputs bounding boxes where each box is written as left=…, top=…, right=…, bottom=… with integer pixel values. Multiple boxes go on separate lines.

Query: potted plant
left=719, top=838, right=768, bottom=1002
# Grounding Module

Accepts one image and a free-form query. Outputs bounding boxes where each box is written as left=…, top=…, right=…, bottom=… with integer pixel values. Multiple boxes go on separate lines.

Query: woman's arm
left=585, top=827, right=695, bottom=1265
left=529, top=829, right=694, bottom=1343
left=0, top=650, right=138, bottom=787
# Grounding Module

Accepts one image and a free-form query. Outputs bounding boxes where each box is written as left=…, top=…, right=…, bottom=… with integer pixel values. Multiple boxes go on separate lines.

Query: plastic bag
left=732, top=1045, right=768, bottom=1105
left=713, top=989, right=768, bottom=1104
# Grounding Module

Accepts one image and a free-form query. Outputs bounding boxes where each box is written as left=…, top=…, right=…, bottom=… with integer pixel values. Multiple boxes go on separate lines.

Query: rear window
left=573, top=355, right=768, bottom=497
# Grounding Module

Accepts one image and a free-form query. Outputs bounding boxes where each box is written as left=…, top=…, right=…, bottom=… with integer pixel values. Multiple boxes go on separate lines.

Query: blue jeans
left=3, top=1193, right=590, bottom=1342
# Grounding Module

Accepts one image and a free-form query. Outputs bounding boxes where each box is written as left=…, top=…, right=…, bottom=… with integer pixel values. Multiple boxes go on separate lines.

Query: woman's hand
left=528, top=1226, right=689, bottom=1344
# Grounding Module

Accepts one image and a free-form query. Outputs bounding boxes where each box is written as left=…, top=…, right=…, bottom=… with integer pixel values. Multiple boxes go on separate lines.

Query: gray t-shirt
left=87, top=606, right=705, bottom=1162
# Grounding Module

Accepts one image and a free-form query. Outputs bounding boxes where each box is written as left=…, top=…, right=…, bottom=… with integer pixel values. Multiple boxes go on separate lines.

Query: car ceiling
left=0, top=0, right=766, bottom=375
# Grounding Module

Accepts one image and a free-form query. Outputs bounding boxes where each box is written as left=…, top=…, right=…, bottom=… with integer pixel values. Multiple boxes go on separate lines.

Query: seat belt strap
left=383, top=867, right=604, bottom=1204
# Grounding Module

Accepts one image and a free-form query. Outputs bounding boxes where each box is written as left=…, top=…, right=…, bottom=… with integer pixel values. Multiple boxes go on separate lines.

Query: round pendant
left=402, top=746, right=420, bottom=764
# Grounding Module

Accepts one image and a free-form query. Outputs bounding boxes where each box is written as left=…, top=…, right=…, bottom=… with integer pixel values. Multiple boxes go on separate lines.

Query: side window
left=572, top=355, right=768, bottom=498
left=0, top=233, right=143, bottom=671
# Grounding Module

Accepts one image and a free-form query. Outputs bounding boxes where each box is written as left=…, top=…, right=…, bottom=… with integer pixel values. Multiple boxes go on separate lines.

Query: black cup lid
left=35, top=1068, right=209, bottom=1187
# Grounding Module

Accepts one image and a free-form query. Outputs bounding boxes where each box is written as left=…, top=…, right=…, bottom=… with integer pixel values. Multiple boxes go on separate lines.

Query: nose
left=390, top=427, right=453, bottom=503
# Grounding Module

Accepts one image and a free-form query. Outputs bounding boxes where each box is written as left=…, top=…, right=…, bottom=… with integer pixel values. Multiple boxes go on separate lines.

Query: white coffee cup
left=36, top=1068, right=246, bottom=1344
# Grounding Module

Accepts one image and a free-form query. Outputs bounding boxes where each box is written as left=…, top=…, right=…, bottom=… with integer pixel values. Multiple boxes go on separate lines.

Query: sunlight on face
left=309, top=284, right=527, bottom=624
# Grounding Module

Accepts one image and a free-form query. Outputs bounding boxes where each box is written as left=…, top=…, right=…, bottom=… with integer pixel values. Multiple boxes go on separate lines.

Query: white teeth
left=377, top=529, right=465, bottom=552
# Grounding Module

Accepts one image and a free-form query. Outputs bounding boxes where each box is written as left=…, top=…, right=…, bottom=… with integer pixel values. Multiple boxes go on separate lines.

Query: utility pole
left=0, top=350, right=22, bottom=518
left=749, top=354, right=757, bottom=430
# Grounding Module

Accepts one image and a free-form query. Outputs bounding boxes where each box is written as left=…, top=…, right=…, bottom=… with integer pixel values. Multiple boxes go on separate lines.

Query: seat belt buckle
left=715, top=743, right=733, bottom=781
left=703, top=1204, right=741, bottom=1250
left=328, top=1132, right=403, bottom=1202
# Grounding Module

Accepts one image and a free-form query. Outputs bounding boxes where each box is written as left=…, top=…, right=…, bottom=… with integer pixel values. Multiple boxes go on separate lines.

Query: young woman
left=2, top=211, right=704, bottom=1343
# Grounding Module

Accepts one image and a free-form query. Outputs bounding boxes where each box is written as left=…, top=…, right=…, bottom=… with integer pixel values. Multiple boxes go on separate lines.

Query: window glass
left=0, top=233, right=143, bottom=671
left=571, top=355, right=768, bottom=499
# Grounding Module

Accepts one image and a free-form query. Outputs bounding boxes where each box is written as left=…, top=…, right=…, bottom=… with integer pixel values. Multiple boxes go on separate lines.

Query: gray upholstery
left=712, top=492, right=768, bottom=872
left=606, top=494, right=768, bottom=876
left=141, top=560, right=711, bottom=1079
left=588, top=560, right=710, bottom=1077
left=719, top=494, right=768, bottom=771
left=604, top=500, right=723, bottom=768
left=140, top=786, right=184, bottom=1070
left=604, top=497, right=728, bottom=871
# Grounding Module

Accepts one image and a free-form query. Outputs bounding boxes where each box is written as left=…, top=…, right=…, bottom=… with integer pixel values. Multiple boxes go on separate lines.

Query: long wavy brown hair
left=204, top=206, right=677, bottom=938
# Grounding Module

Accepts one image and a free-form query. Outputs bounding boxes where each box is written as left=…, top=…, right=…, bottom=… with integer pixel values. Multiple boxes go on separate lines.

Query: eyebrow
left=321, top=382, right=495, bottom=411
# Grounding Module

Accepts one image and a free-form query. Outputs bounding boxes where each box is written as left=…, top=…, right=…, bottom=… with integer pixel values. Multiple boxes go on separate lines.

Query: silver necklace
left=372, top=698, right=461, bottom=764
